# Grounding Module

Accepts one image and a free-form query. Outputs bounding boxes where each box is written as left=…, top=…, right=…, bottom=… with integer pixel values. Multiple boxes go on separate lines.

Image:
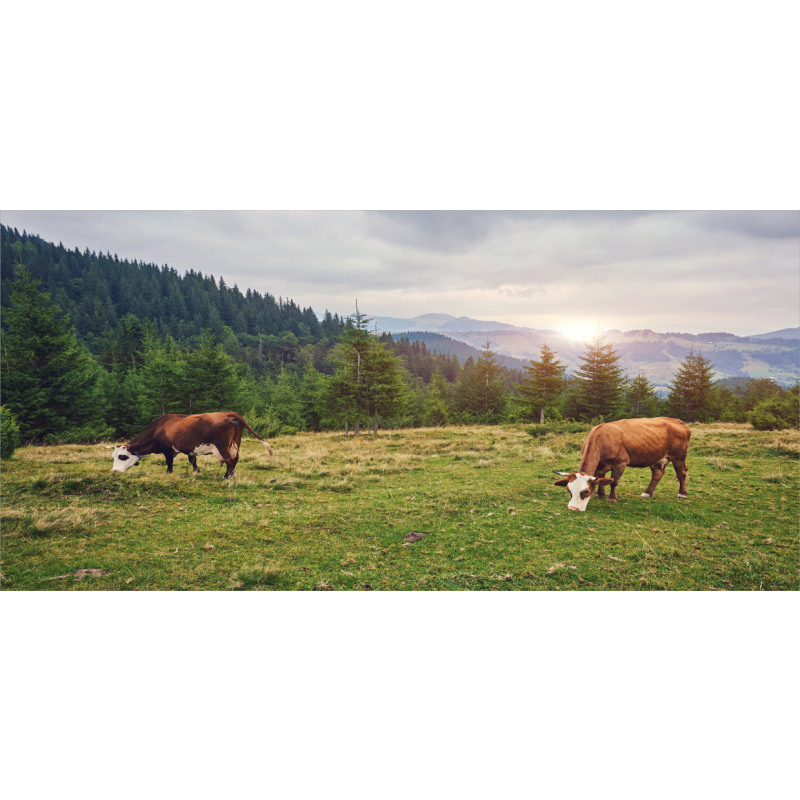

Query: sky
left=1, top=209, right=798, bottom=337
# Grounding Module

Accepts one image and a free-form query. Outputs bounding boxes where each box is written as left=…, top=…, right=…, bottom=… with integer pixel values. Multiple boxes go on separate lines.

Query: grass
left=1, top=423, right=797, bottom=591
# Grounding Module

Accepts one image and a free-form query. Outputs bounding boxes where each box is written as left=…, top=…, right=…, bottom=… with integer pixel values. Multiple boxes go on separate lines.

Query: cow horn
left=553, top=470, right=571, bottom=476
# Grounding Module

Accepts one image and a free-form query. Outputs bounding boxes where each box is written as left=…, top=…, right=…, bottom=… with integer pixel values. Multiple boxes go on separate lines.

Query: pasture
left=1, top=423, right=797, bottom=590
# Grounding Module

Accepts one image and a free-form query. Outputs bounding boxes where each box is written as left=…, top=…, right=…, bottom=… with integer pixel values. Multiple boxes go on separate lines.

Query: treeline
left=0, top=225, right=345, bottom=365
left=1, top=227, right=798, bottom=454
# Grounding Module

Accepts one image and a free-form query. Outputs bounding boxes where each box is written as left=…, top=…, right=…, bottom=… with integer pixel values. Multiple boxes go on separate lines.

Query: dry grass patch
left=1, top=507, right=105, bottom=539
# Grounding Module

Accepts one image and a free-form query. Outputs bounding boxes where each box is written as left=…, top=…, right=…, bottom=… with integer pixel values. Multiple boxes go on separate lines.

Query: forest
left=1, top=224, right=798, bottom=454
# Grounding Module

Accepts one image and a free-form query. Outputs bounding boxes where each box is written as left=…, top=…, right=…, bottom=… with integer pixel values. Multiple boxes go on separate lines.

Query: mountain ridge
left=384, top=316, right=799, bottom=389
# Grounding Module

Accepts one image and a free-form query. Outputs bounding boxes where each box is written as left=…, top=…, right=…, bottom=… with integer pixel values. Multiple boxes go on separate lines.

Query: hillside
left=0, top=225, right=344, bottom=352
left=3, top=225, right=797, bottom=389
left=399, top=326, right=799, bottom=389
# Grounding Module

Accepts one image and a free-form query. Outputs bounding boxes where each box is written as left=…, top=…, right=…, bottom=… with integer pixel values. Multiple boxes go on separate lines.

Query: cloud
left=1, top=209, right=796, bottom=336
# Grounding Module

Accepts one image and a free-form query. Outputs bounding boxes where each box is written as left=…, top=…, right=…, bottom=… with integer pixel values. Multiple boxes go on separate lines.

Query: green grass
left=1, top=423, right=797, bottom=590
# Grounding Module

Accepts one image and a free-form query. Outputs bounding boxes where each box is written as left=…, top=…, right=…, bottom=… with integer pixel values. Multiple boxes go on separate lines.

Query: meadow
left=1, top=423, right=797, bottom=591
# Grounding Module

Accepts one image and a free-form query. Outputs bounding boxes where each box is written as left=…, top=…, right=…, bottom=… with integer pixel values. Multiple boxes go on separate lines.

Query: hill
left=0, top=225, right=345, bottom=353
left=394, top=322, right=799, bottom=390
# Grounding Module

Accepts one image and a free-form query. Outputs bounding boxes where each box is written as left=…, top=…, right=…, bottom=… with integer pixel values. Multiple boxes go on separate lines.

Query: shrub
left=1, top=406, right=21, bottom=459
left=748, top=395, right=799, bottom=431
left=526, top=421, right=590, bottom=438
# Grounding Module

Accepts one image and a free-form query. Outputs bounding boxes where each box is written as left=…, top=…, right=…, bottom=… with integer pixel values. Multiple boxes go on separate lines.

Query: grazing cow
left=111, top=412, right=273, bottom=479
left=553, top=417, right=690, bottom=512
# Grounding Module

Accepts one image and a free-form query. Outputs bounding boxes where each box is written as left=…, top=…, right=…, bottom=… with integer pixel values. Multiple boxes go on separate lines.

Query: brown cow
left=553, top=417, right=690, bottom=511
left=111, top=412, right=273, bottom=479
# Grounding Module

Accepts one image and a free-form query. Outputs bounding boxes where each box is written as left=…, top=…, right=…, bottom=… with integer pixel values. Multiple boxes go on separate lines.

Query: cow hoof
left=677, top=493, right=688, bottom=499
left=639, top=493, right=651, bottom=498
left=606, top=498, right=617, bottom=503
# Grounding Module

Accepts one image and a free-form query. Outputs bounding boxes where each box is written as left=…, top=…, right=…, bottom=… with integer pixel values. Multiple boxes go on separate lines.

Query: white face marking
left=558, top=472, right=597, bottom=512
left=111, top=446, right=141, bottom=473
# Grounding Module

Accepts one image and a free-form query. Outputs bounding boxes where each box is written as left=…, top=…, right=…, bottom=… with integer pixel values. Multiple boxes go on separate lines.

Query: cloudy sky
left=2, top=210, right=797, bottom=337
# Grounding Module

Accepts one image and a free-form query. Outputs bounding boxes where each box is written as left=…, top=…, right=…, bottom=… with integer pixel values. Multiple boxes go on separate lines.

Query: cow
left=553, top=417, right=690, bottom=512
left=110, top=412, right=273, bottom=479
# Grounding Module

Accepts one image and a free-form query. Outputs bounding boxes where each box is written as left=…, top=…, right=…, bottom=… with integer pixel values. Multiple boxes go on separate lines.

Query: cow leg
left=641, top=458, right=668, bottom=497
left=187, top=454, right=199, bottom=473
left=163, top=450, right=175, bottom=473
left=216, top=446, right=239, bottom=479
left=222, top=454, right=239, bottom=479
left=596, top=471, right=609, bottom=498
left=607, top=466, right=626, bottom=502
left=673, top=457, right=689, bottom=498
left=221, top=430, right=243, bottom=479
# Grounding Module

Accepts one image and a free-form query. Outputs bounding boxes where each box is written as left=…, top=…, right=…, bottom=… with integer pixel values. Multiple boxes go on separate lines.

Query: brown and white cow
left=111, top=412, right=273, bottom=479
left=553, top=417, right=690, bottom=512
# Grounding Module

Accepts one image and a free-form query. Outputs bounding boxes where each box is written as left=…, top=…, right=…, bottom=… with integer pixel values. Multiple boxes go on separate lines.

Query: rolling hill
left=387, top=317, right=800, bottom=390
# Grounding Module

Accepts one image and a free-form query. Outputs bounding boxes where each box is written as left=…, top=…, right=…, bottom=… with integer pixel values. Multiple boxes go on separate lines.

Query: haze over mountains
left=375, top=314, right=800, bottom=390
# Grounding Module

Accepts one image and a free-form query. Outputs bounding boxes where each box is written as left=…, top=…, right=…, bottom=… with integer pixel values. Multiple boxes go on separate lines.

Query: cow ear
left=553, top=475, right=572, bottom=487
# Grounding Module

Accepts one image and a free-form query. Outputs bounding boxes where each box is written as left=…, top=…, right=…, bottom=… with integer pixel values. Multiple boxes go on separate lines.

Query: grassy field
left=1, top=423, right=797, bottom=591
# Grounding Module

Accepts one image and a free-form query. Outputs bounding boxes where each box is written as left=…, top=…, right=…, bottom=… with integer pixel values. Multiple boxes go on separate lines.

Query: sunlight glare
left=559, top=322, right=599, bottom=343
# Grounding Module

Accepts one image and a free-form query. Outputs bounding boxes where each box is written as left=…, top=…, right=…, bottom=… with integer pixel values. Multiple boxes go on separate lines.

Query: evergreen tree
left=0, top=264, right=110, bottom=442
left=326, top=304, right=406, bottom=433
left=455, top=341, right=506, bottom=422
left=139, top=332, right=185, bottom=418
left=268, top=366, right=304, bottom=431
left=0, top=406, right=21, bottom=459
left=624, top=374, right=662, bottom=417
left=425, top=368, right=453, bottom=426
left=667, top=350, right=716, bottom=422
left=103, top=365, right=148, bottom=438
left=573, top=332, right=626, bottom=420
left=518, top=343, right=566, bottom=423
left=297, top=364, right=329, bottom=431
left=181, top=330, right=246, bottom=413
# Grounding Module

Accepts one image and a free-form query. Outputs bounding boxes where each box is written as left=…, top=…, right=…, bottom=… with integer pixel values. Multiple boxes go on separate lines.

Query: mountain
left=391, top=319, right=800, bottom=390
left=750, top=327, right=800, bottom=340
left=374, top=313, right=532, bottom=334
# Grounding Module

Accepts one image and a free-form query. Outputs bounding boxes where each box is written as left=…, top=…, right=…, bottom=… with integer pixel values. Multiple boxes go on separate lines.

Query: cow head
left=553, top=471, right=614, bottom=512
left=111, top=446, right=141, bottom=473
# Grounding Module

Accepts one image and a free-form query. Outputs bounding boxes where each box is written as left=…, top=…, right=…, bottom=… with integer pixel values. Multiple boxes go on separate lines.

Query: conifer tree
left=573, top=332, right=626, bottom=420
left=326, top=304, right=405, bottom=433
left=297, top=364, right=328, bottom=431
left=518, top=343, right=566, bottom=423
left=666, top=350, right=716, bottom=422
left=455, top=340, right=506, bottom=422
left=181, top=330, right=245, bottom=414
left=1, top=264, right=109, bottom=442
left=624, top=374, right=662, bottom=417
left=425, top=368, right=453, bottom=426
left=139, top=331, right=185, bottom=418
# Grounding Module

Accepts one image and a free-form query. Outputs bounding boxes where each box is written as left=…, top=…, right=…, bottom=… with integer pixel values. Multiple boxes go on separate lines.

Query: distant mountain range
left=374, top=313, right=528, bottom=334
left=378, top=315, right=800, bottom=390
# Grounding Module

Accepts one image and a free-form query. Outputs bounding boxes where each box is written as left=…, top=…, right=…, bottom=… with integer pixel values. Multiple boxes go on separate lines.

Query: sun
left=559, top=321, right=599, bottom=343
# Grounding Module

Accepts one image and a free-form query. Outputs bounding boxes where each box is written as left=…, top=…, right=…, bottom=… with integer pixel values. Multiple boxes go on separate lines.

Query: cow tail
left=232, top=414, right=274, bottom=457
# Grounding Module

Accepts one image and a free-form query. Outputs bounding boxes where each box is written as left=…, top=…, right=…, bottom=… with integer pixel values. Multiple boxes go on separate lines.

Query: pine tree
left=425, top=368, right=452, bottom=426
left=573, top=332, right=626, bottom=421
left=1, top=264, right=109, bottom=442
left=139, top=331, right=186, bottom=418
left=181, top=330, right=246, bottom=414
left=667, top=350, right=716, bottom=422
left=518, top=343, right=566, bottom=423
left=624, top=374, right=662, bottom=417
left=297, top=364, right=328, bottom=431
left=455, top=340, right=506, bottom=422
left=326, top=304, right=406, bottom=433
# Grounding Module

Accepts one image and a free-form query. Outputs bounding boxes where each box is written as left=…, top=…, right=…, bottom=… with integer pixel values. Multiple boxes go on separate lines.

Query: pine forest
left=1, top=225, right=797, bottom=452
